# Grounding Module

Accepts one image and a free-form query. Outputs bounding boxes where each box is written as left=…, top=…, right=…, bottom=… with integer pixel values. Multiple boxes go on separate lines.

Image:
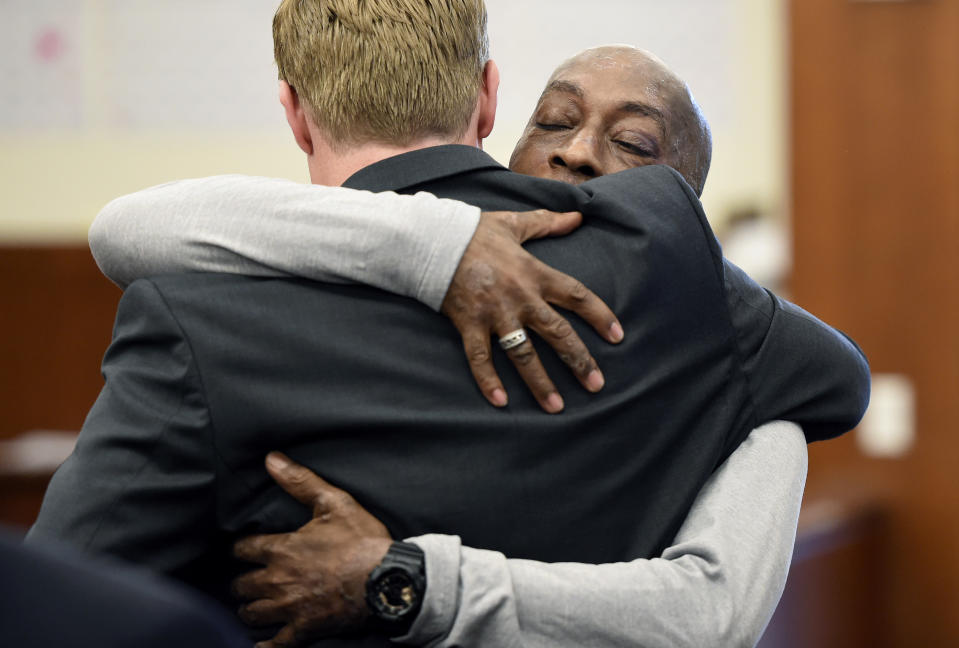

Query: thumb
left=496, top=209, right=583, bottom=243
left=265, top=451, right=335, bottom=512
left=511, top=209, right=583, bottom=243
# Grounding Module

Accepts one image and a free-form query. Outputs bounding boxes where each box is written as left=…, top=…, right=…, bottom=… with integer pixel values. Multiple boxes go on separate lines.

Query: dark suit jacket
left=1, top=529, right=246, bottom=648
left=29, top=146, right=869, bottom=645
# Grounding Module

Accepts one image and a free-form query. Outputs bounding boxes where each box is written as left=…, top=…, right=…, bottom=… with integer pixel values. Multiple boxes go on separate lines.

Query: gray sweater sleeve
left=403, top=421, right=807, bottom=648
left=88, top=175, right=481, bottom=311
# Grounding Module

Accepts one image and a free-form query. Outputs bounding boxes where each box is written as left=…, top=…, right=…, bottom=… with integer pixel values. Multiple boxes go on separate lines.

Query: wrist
left=365, top=541, right=427, bottom=636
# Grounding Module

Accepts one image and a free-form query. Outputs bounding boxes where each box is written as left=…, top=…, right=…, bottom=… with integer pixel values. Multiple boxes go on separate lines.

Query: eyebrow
left=619, top=101, right=667, bottom=138
left=542, top=80, right=584, bottom=99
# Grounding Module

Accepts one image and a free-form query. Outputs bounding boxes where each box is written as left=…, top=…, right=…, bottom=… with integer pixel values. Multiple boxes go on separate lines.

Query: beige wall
left=706, top=0, right=788, bottom=226
left=0, top=0, right=786, bottom=242
left=0, top=132, right=306, bottom=242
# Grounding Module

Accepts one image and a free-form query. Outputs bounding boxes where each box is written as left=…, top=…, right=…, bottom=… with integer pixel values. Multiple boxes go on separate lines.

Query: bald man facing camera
left=511, top=46, right=712, bottom=195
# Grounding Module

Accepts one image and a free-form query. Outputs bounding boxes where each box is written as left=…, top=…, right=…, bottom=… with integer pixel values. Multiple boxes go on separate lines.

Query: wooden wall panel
left=790, top=0, right=959, bottom=644
left=0, top=247, right=120, bottom=440
left=759, top=501, right=888, bottom=648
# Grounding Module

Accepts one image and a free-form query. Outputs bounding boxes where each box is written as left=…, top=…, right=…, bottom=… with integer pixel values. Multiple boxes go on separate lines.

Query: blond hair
left=273, top=0, right=489, bottom=148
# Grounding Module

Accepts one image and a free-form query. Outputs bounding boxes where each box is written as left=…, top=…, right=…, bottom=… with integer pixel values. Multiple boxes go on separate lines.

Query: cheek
left=606, top=159, right=634, bottom=174
left=509, top=142, right=550, bottom=175
left=608, top=150, right=658, bottom=174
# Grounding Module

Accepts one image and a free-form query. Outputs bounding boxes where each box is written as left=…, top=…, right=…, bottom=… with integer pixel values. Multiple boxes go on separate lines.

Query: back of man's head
left=273, top=0, right=489, bottom=149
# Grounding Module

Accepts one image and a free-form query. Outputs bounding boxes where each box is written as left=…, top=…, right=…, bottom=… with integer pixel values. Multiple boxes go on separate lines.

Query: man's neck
left=308, top=135, right=480, bottom=187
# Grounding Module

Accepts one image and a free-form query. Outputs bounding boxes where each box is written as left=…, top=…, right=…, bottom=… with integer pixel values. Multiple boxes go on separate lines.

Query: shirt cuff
left=411, top=195, right=481, bottom=311
left=393, top=534, right=463, bottom=646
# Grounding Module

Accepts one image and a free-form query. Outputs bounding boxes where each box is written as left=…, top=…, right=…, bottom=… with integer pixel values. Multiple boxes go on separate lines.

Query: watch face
left=370, top=569, right=419, bottom=620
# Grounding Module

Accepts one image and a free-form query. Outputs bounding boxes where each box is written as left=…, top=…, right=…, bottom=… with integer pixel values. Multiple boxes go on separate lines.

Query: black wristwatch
left=365, top=541, right=426, bottom=635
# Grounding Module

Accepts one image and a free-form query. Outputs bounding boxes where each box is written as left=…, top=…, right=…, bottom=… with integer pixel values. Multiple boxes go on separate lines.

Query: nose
left=550, top=132, right=601, bottom=179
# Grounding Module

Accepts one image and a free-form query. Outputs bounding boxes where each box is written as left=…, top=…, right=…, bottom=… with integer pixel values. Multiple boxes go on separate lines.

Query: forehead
left=541, top=56, right=673, bottom=133
left=551, top=53, right=672, bottom=103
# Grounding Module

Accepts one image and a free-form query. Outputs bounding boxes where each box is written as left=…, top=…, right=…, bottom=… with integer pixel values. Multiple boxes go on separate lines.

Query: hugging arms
left=41, top=40, right=869, bottom=648
left=85, top=171, right=857, bottom=648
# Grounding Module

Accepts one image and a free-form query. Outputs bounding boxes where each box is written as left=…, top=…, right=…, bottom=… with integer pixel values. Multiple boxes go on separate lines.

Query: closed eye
left=536, top=122, right=571, bottom=132
left=615, top=140, right=655, bottom=157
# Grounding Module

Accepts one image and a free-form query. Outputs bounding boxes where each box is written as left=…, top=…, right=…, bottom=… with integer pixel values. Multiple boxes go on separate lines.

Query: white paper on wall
left=0, top=0, right=85, bottom=130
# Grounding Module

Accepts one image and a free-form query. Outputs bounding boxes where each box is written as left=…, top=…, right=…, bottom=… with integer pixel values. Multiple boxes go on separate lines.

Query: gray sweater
left=89, top=175, right=807, bottom=647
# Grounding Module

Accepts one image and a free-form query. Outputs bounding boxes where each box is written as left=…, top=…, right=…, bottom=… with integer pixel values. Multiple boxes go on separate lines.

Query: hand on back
left=442, top=209, right=624, bottom=413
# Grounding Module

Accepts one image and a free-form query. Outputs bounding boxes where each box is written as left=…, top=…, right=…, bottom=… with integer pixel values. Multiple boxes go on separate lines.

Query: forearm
left=403, top=421, right=807, bottom=648
left=89, top=175, right=481, bottom=310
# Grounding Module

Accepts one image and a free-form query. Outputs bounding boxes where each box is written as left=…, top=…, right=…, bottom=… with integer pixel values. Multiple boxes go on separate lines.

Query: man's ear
left=279, top=81, right=314, bottom=155
left=477, top=60, right=499, bottom=140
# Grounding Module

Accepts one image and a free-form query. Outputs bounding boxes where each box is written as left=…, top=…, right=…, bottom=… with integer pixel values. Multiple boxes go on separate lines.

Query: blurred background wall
left=0, top=0, right=785, bottom=240
left=783, top=0, right=959, bottom=645
left=2, top=0, right=958, bottom=645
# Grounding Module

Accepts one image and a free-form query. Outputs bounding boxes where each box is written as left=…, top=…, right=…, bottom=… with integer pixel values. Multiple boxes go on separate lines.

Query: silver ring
left=498, top=328, right=528, bottom=351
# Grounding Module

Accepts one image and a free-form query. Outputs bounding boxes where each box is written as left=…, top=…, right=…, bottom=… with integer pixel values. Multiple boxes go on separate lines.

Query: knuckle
left=286, top=469, right=311, bottom=487
left=247, top=539, right=272, bottom=560
left=467, top=344, right=492, bottom=365
left=570, top=353, right=595, bottom=376
left=508, top=343, right=536, bottom=366
left=443, top=293, right=468, bottom=316
left=532, top=304, right=556, bottom=326
left=310, top=493, right=329, bottom=512
left=520, top=301, right=539, bottom=320
left=548, top=317, right=575, bottom=340
left=333, top=491, right=354, bottom=508
left=273, top=537, right=296, bottom=561
left=567, top=280, right=590, bottom=304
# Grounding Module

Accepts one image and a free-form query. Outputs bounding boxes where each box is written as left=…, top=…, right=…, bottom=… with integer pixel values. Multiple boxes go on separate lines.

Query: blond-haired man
left=32, top=2, right=869, bottom=647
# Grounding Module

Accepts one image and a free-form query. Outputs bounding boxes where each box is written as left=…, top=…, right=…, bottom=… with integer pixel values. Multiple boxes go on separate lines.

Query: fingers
left=446, top=209, right=625, bottom=412
left=232, top=566, right=275, bottom=600
left=265, top=452, right=348, bottom=516
left=520, top=304, right=606, bottom=395
left=488, top=209, right=583, bottom=243
left=541, top=266, right=624, bottom=345
left=238, top=597, right=286, bottom=627
left=451, top=272, right=614, bottom=412
left=497, top=323, right=564, bottom=414
left=234, top=533, right=283, bottom=565
left=460, top=330, right=509, bottom=407
left=464, top=323, right=569, bottom=414
left=491, top=210, right=623, bottom=344
left=255, top=624, right=298, bottom=648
